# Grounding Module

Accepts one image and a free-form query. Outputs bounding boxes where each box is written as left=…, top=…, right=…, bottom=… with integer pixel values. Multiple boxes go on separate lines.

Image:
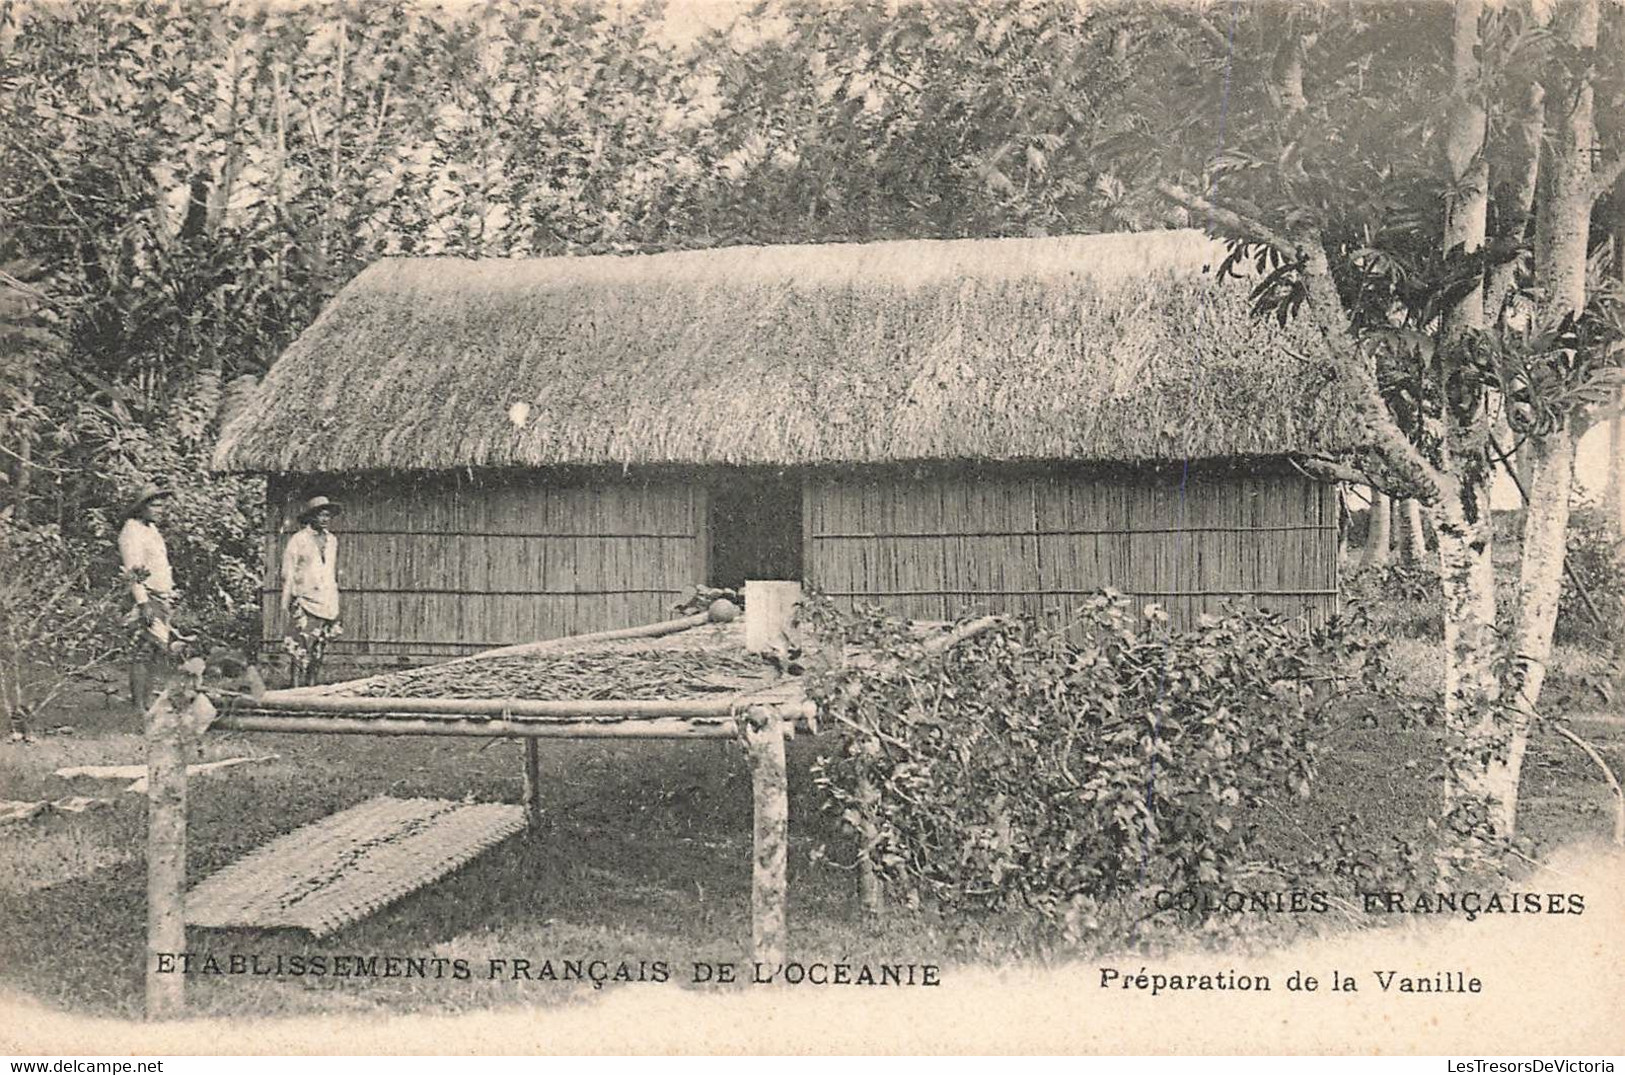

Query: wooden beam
left=693, top=484, right=711, bottom=588
left=522, top=739, right=543, bottom=832
left=247, top=691, right=763, bottom=719
left=743, top=705, right=789, bottom=967
left=800, top=477, right=815, bottom=582
left=215, top=698, right=819, bottom=736
left=212, top=713, right=748, bottom=738
left=855, top=768, right=883, bottom=920
left=745, top=580, right=802, bottom=654
left=442, top=611, right=711, bottom=667
left=921, top=614, right=1005, bottom=654
left=266, top=611, right=713, bottom=700
left=145, top=687, right=188, bottom=1020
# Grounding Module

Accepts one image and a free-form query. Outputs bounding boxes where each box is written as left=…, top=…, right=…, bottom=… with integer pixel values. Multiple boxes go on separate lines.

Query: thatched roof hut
left=214, top=230, right=1354, bottom=474
left=219, top=230, right=1355, bottom=665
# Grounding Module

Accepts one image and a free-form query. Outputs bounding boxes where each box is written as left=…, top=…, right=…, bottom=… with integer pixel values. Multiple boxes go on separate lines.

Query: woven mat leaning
left=186, top=796, right=525, bottom=936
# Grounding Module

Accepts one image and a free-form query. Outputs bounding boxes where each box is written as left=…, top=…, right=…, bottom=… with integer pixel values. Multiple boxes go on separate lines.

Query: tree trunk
left=1534, top=2, right=1596, bottom=321
left=1337, top=484, right=1352, bottom=566
left=1399, top=498, right=1427, bottom=564
left=1362, top=489, right=1391, bottom=568
left=1111, top=26, right=1131, bottom=64
left=1606, top=400, right=1624, bottom=537
left=1515, top=440, right=1535, bottom=500
left=1437, top=0, right=1503, bottom=828
left=1500, top=425, right=1577, bottom=834
left=1435, top=485, right=1501, bottom=815
left=1271, top=33, right=1307, bottom=114
left=13, top=433, right=29, bottom=525
left=522, top=739, right=543, bottom=834
left=1496, top=0, right=1604, bottom=836
left=1485, top=81, right=1543, bottom=322
left=1606, top=215, right=1625, bottom=537
left=1442, top=0, right=1489, bottom=287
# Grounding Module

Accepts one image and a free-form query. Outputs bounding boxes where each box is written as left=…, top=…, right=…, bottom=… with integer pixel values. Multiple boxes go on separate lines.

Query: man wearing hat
left=280, top=495, right=343, bottom=687
left=118, top=483, right=177, bottom=712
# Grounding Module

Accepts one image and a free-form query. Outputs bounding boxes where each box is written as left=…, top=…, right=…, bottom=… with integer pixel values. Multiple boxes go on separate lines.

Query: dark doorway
left=708, top=472, right=803, bottom=591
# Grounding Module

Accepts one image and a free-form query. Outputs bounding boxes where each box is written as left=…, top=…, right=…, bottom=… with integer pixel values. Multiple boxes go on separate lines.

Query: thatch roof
left=213, top=230, right=1360, bottom=473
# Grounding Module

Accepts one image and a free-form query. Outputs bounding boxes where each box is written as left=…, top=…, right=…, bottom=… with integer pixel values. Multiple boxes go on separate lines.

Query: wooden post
left=522, top=738, right=543, bottom=832
left=855, top=768, right=883, bottom=920
left=743, top=705, right=789, bottom=967
left=744, top=580, right=802, bottom=655
left=145, top=687, right=189, bottom=1020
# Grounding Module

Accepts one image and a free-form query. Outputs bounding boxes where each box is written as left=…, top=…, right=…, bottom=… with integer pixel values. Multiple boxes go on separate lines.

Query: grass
left=0, top=688, right=958, bottom=1019
left=1, top=604, right=1621, bottom=1021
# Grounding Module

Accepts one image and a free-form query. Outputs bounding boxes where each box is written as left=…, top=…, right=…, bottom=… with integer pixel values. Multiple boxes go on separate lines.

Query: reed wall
left=260, top=461, right=1337, bottom=668
left=262, top=472, right=705, bottom=665
left=803, top=463, right=1339, bottom=629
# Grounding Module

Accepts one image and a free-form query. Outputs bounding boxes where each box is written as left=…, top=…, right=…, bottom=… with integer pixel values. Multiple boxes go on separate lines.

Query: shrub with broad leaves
left=0, top=513, right=124, bottom=739
left=800, top=592, right=1381, bottom=944
left=1343, top=563, right=1443, bottom=638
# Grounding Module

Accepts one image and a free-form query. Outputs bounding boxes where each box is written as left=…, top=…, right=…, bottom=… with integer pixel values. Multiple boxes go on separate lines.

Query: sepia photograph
left=1, top=0, right=1622, bottom=1059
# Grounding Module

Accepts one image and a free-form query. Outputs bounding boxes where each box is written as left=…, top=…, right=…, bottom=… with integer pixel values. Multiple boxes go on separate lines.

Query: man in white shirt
left=118, top=483, right=176, bottom=712
left=281, top=495, right=343, bottom=687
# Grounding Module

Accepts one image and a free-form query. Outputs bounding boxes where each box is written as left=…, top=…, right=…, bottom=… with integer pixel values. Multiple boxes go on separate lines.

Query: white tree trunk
left=1435, top=479, right=1500, bottom=814
left=1534, top=2, right=1596, bottom=320
left=1442, top=0, right=1489, bottom=282
left=1604, top=188, right=1624, bottom=535
left=1606, top=402, right=1624, bottom=536
left=1498, top=426, right=1577, bottom=834
left=1436, top=0, right=1505, bottom=828
left=1363, top=489, right=1392, bottom=568
left=1486, top=82, right=1543, bottom=322
left=1491, top=0, right=1603, bottom=838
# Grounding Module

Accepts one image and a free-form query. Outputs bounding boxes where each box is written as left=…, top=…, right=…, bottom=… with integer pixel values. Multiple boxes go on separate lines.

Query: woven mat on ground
left=187, top=796, right=524, bottom=936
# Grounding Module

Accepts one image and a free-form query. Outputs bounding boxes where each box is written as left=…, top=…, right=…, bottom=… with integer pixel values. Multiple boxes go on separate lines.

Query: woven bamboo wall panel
left=805, top=465, right=1338, bottom=630
left=262, top=474, right=701, bottom=659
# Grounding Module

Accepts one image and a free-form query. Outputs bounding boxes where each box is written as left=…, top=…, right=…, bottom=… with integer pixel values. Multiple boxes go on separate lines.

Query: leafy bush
left=1345, top=504, right=1623, bottom=650
left=0, top=513, right=125, bottom=737
left=1343, top=563, right=1443, bottom=638
left=801, top=593, right=1380, bottom=943
left=1557, top=498, right=1624, bottom=646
